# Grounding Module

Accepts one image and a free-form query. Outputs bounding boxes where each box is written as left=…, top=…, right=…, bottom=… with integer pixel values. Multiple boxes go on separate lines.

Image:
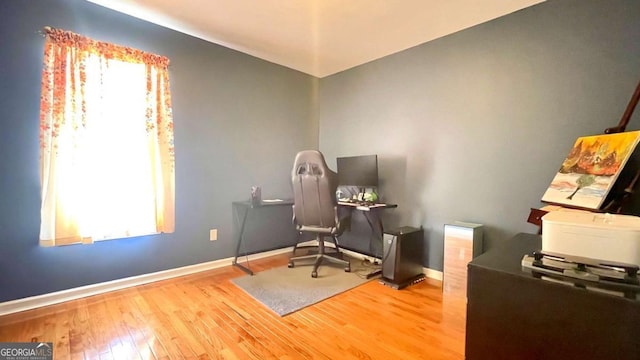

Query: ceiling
left=86, top=0, right=545, bottom=78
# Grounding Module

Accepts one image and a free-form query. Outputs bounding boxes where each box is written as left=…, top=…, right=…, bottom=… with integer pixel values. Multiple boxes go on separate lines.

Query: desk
left=232, top=200, right=297, bottom=275
left=466, top=233, right=640, bottom=360
left=338, top=202, right=397, bottom=278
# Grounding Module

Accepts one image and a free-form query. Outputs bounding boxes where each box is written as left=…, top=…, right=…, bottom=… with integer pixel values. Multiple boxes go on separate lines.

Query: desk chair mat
left=231, top=255, right=376, bottom=316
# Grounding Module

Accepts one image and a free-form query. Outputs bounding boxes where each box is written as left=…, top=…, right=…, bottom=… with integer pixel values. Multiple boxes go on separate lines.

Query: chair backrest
left=291, top=150, right=338, bottom=230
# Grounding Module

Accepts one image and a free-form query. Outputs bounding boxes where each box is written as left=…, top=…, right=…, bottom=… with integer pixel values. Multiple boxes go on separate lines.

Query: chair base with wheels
left=288, top=233, right=351, bottom=278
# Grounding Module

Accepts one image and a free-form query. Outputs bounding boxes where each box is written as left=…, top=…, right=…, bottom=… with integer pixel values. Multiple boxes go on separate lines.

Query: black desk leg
left=232, top=205, right=254, bottom=276
left=363, top=211, right=383, bottom=279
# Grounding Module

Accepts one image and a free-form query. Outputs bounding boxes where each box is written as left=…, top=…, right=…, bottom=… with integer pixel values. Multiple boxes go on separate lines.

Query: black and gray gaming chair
left=288, top=150, right=351, bottom=278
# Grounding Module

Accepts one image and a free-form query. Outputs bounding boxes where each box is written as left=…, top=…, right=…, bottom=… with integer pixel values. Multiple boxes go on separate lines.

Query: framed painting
left=541, top=130, right=640, bottom=210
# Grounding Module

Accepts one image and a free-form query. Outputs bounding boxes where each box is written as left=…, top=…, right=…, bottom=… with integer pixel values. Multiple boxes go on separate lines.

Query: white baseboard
left=0, top=244, right=443, bottom=317
left=0, top=247, right=293, bottom=317
left=423, top=268, right=443, bottom=282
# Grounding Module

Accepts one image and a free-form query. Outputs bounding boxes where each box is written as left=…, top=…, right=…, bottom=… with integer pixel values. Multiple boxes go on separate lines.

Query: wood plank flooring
left=0, top=254, right=467, bottom=359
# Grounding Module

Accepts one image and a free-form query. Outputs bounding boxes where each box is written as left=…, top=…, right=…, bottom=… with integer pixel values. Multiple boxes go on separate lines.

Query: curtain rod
left=36, top=26, right=173, bottom=68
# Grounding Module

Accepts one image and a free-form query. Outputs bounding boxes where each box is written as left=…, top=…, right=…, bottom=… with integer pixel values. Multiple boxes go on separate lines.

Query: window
left=39, top=28, right=175, bottom=246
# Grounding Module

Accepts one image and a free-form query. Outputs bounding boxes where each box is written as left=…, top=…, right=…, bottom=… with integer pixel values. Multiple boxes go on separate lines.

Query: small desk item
left=232, top=199, right=294, bottom=275
left=250, top=186, right=261, bottom=206
left=338, top=201, right=397, bottom=278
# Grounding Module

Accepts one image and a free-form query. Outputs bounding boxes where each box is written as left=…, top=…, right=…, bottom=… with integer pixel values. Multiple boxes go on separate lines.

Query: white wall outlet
left=209, top=229, right=218, bottom=241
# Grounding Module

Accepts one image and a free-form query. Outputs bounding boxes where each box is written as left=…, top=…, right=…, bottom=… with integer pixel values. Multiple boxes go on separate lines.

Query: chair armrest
left=292, top=204, right=298, bottom=227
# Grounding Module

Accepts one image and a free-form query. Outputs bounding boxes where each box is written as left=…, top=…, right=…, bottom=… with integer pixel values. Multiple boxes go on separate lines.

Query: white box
left=541, top=211, right=640, bottom=266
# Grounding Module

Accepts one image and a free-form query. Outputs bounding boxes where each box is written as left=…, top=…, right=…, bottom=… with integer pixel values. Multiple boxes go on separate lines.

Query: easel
left=528, top=79, right=640, bottom=231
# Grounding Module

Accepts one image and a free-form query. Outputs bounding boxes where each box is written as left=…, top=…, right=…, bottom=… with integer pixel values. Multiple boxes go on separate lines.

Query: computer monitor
left=336, top=154, right=379, bottom=199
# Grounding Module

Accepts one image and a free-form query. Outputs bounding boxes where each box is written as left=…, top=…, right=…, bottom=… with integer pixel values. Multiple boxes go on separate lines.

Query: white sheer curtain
left=39, top=28, right=175, bottom=246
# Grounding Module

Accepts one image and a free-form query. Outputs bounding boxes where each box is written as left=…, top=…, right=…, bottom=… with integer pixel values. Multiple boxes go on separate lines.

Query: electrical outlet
left=209, top=229, right=218, bottom=241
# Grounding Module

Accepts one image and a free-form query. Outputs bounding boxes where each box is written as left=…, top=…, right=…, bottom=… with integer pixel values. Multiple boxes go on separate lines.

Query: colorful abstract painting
left=541, top=131, right=640, bottom=210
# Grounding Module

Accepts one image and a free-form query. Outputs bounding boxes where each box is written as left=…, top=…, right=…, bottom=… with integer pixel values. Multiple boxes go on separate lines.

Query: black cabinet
left=465, top=233, right=640, bottom=360
left=381, top=226, right=424, bottom=289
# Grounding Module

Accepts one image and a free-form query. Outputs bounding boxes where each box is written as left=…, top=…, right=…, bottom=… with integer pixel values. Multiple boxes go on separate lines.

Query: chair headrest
left=292, top=150, right=330, bottom=178
left=296, top=163, right=323, bottom=176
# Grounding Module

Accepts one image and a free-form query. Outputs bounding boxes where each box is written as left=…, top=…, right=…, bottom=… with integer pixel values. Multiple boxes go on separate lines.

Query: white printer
left=541, top=210, right=640, bottom=266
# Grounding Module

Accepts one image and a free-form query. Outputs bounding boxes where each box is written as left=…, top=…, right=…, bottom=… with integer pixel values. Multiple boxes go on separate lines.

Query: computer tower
left=381, top=226, right=425, bottom=289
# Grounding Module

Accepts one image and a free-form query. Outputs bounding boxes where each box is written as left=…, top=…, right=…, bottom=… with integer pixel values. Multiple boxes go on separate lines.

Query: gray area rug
left=231, top=256, right=373, bottom=316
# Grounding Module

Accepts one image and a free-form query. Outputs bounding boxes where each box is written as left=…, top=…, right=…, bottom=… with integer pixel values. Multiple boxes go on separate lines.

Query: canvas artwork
left=541, top=131, right=640, bottom=210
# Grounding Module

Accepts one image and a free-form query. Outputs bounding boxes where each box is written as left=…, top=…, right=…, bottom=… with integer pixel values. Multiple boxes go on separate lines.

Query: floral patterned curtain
left=39, top=28, right=175, bottom=246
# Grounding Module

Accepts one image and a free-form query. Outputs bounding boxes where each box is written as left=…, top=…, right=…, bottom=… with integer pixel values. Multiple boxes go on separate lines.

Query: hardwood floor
left=0, top=254, right=467, bottom=359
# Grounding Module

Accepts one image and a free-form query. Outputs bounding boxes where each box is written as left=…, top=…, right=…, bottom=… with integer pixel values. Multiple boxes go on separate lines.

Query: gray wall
left=1, top=0, right=639, bottom=302
left=0, top=0, right=316, bottom=302
left=318, top=0, right=640, bottom=270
